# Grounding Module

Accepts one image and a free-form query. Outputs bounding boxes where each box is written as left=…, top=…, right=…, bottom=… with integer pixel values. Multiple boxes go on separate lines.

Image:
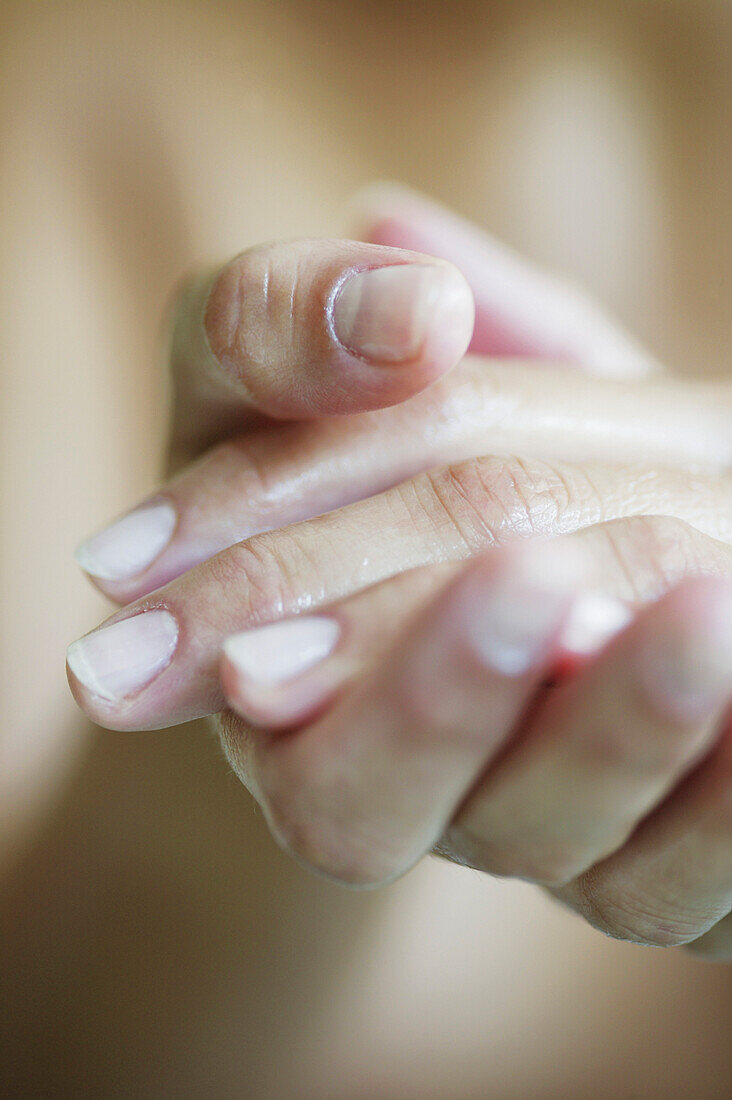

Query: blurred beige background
left=1, top=1, right=730, bottom=1097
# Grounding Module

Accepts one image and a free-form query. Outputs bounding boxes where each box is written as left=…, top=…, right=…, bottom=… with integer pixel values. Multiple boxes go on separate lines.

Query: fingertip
left=220, top=616, right=342, bottom=730
left=330, top=259, right=473, bottom=379
left=74, top=499, right=178, bottom=604
left=202, top=240, right=474, bottom=419
left=219, top=649, right=282, bottom=730
left=414, top=260, right=475, bottom=379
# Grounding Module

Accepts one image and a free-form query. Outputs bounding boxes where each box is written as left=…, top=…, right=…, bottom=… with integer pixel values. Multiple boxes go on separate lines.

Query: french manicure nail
left=464, top=542, right=588, bottom=677
left=75, top=501, right=177, bottom=581
left=66, top=610, right=179, bottom=702
left=332, top=263, right=470, bottom=363
left=223, top=616, right=340, bottom=685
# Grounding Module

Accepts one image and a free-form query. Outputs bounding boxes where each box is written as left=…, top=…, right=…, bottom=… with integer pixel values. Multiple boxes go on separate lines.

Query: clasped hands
left=67, top=187, right=732, bottom=958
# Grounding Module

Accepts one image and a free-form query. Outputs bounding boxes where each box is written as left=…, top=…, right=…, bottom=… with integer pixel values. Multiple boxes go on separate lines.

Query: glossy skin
left=3, top=2, right=732, bottom=1097
left=65, top=189, right=732, bottom=958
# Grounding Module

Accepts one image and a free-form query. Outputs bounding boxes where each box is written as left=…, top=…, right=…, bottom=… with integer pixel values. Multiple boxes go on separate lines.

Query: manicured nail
left=332, top=263, right=470, bottom=363
left=66, top=610, right=178, bottom=702
left=639, top=580, right=732, bottom=723
left=561, top=591, right=631, bottom=655
left=75, top=501, right=176, bottom=581
left=223, top=616, right=340, bottom=685
left=464, top=541, right=588, bottom=677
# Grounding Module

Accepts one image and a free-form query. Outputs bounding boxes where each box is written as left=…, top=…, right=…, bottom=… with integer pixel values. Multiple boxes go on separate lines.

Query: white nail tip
left=66, top=610, right=178, bottom=702
left=560, top=592, right=631, bottom=655
left=75, top=501, right=176, bottom=581
left=466, top=586, right=570, bottom=677
left=223, top=617, right=340, bottom=686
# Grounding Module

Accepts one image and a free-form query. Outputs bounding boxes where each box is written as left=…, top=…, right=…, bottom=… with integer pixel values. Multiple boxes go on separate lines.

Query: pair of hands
left=67, top=186, right=732, bottom=959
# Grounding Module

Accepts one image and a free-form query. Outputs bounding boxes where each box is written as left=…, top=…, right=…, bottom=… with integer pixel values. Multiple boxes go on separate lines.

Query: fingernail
left=639, top=580, right=732, bottom=723
left=66, top=610, right=178, bottom=702
left=332, top=263, right=470, bottom=363
left=464, top=541, right=588, bottom=677
left=75, top=501, right=176, bottom=581
left=223, top=616, right=340, bottom=685
left=561, top=591, right=632, bottom=655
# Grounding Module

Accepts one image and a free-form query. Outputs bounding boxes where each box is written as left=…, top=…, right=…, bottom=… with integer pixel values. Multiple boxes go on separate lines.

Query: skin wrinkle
left=281, top=520, right=339, bottom=607
left=571, top=876, right=708, bottom=948
left=420, top=466, right=497, bottom=553
left=244, top=531, right=325, bottom=618
left=430, top=460, right=505, bottom=548
left=232, top=250, right=269, bottom=382
left=196, top=538, right=293, bottom=629
left=388, top=477, right=466, bottom=561
left=492, top=456, right=560, bottom=537
left=478, top=455, right=605, bottom=542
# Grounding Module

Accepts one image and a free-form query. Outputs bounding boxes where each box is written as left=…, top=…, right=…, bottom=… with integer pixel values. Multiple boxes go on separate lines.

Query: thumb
left=169, top=238, right=474, bottom=458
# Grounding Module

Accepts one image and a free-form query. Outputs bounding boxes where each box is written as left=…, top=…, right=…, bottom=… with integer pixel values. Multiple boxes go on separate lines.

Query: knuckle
left=223, top=247, right=272, bottom=370
left=419, top=455, right=606, bottom=552
left=202, top=534, right=299, bottom=627
left=206, top=244, right=305, bottom=406
left=429, top=456, right=524, bottom=546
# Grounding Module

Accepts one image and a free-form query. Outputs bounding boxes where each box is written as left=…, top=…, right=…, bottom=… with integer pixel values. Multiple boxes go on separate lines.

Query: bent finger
left=169, top=237, right=474, bottom=457
left=245, top=538, right=589, bottom=885
left=554, top=718, right=732, bottom=948
left=448, top=576, right=732, bottom=887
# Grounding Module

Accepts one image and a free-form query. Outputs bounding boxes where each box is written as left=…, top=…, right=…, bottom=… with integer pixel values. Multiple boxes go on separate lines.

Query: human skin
left=4, top=3, right=731, bottom=1095
left=67, top=189, right=732, bottom=958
